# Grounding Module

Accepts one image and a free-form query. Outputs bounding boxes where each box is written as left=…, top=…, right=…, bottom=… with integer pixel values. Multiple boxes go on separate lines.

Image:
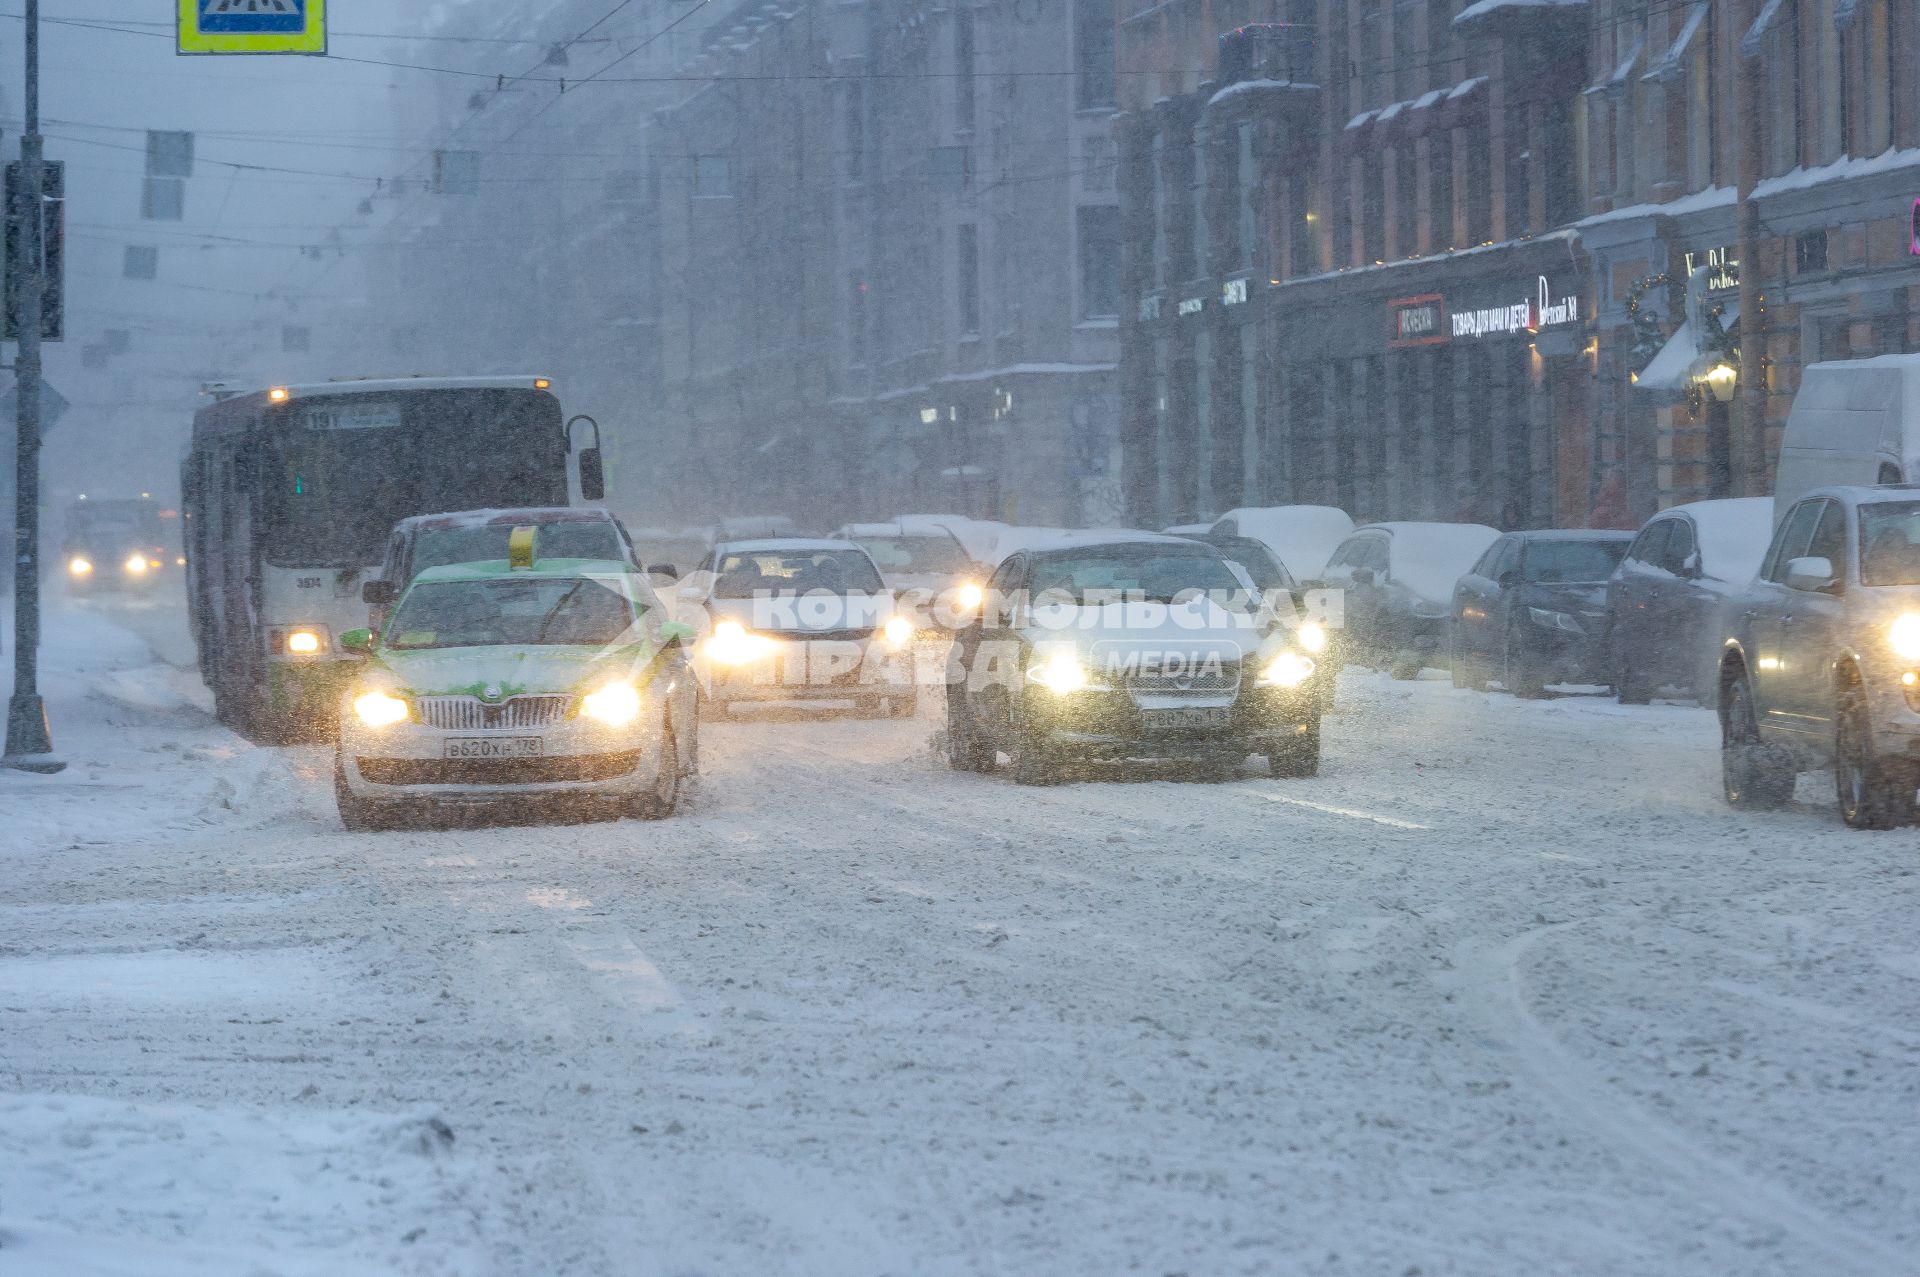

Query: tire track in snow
left=1453, top=923, right=1911, bottom=1276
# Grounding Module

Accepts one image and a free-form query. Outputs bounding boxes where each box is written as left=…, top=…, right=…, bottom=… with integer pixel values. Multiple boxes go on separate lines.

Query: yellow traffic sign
left=177, top=0, right=326, bottom=56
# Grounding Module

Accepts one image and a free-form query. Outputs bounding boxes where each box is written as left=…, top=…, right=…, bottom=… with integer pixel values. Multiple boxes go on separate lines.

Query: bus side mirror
left=340, top=628, right=375, bottom=654
left=361, top=579, right=396, bottom=607
left=579, top=448, right=606, bottom=502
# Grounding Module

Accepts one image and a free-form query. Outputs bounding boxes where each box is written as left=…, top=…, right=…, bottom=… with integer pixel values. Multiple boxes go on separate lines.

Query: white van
left=1774, top=353, right=1920, bottom=523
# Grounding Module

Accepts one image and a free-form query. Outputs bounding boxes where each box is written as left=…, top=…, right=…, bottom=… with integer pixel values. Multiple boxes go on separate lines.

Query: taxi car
left=1718, top=486, right=1920, bottom=828
left=944, top=532, right=1326, bottom=784
left=679, top=538, right=917, bottom=717
left=332, top=528, right=698, bottom=830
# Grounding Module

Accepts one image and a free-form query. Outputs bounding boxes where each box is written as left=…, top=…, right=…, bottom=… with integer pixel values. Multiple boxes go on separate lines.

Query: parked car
left=363, top=507, right=643, bottom=629
left=945, top=533, right=1325, bottom=783
left=332, top=538, right=698, bottom=830
left=1773, top=353, right=1920, bottom=520
left=1209, top=505, right=1356, bottom=581
left=1317, top=522, right=1500, bottom=679
left=1606, top=497, right=1773, bottom=703
left=1450, top=530, right=1633, bottom=697
left=1717, top=485, right=1920, bottom=828
left=680, top=538, right=915, bottom=716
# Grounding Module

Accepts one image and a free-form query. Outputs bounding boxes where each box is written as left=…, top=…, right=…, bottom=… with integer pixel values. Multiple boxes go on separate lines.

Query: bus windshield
left=262, top=389, right=567, bottom=568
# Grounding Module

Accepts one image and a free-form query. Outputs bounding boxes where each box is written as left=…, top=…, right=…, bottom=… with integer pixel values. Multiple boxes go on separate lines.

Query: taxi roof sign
left=508, top=526, right=537, bottom=570
left=178, top=0, right=326, bottom=56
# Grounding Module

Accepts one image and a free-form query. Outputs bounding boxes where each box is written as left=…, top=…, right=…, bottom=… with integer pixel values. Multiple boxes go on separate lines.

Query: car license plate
left=1141, top=707, right=1231, bottom=731
left=443, top=736, right=543, bottom=760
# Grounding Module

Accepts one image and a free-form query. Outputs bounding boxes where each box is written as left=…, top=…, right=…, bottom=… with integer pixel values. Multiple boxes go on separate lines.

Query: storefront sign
left=1682, top=245, right=1740, bottom=293
left=1389, top=294, right=1447, bottom=347
left=1221, top=278, right=1249, bottom=306
left=1177, top=296, right=1205, bottom=317
left=1449, top=275, right=1581, bottom=340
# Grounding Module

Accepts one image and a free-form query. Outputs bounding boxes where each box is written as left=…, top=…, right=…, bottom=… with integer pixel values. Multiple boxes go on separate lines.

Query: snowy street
left=4, top=599, right=1916, bottom=1276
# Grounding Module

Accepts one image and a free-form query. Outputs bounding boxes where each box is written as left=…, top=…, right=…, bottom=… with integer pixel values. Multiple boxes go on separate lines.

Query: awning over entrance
left=1635, top=301, right=1741, bottom=393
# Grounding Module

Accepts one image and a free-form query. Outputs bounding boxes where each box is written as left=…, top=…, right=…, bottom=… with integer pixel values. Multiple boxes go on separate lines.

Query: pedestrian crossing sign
left=177, top=0, right=326, bottom=55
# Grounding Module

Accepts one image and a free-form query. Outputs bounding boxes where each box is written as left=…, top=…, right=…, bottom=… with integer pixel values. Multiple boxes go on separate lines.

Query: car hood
left=706, top=594, right=892, bottom=635
left=365, top=642, right=659, bottom=698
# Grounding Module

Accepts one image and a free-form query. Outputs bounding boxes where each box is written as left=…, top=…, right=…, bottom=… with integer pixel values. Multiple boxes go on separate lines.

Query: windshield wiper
left=534, top=581, right=590, bottom=643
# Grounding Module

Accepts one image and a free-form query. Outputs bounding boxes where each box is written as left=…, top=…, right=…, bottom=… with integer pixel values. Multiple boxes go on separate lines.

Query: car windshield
left=1859, top=501, right=1920, bottom=586
left=712, top=549, right=884, bottom=597
left=852, top=534, right=969, bottom=574
left=412, top=521, right=625, bottom=574
left=1028, top=545, right=1248, bottom=603
left=1522, top=539, right=1630, bottom=584
left=385, top=576, right=635, bottom=649
left=1206, top=536, right=1297, bottom=593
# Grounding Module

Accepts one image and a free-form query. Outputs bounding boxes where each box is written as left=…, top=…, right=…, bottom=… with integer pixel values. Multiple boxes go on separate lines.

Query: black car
left=1605, top=498, right=1774, bottom=704
left=1450, top=530, right=1632, bottom=697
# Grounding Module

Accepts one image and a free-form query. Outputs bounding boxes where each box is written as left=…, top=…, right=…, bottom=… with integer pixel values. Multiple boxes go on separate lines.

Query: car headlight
left=285, top=627, right=326, bottom=655
left=1295, top=621, right=1328, bottom=653
left=1258, top=650, right=1316, bottom=688
left=708, top=619, right=777, bottom=665
left=954, top=580, right=984, bottom=612
left=67, top=556, right=92, bottom=576
left=123, top=554, right=150, bottom=575
left=1890, top=613, right=1920, bottom=660
left=881, top=615, right=914, bottom=649
left=1027, top=650, right=1094, bottom=694
left=581, top=681, right=643, bottom=726
left=352, top=690, right=410, bottom=728
left=1528, top=606, right=1584, bottom=635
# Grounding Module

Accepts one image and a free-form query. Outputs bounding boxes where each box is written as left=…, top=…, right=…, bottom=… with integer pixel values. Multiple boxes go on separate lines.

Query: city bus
left=181, top=376, right=604, bottom=741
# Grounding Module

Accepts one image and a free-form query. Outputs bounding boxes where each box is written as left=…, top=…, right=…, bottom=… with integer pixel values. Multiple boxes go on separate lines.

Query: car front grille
left=356, top=752, right=641, bottom=787
left=414, top=694, right=572, bottom=730
left=1126, top=663, right=1242, bottom=702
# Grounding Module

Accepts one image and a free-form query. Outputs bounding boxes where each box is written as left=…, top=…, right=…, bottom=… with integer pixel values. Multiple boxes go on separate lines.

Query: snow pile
left=1753, top=145, right=1920, bottom=200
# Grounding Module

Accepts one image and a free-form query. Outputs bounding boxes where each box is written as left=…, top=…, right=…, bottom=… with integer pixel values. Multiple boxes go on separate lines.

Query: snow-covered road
left=4, top=600, right=1917, bottom=1276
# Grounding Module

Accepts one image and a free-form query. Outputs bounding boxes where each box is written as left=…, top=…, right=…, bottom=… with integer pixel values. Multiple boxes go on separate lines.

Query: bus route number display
left=299, top=400, right=402, bottom=431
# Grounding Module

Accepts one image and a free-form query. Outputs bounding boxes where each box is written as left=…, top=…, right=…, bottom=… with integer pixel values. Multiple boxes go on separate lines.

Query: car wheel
left=1504, top=632, right=1549, bottom=699
left=334, top=758, right=404, bottom=832
left=1835, top=689, right=1914, bottom=830
left=944, top=686, right=997, bottom=773
left=1613, top=637, right=1652, bottom=706
left=631, top=727, right=681, bottom=820
left=1721, top=676, right=1792, bottom=810
left=1008, top=719, right=1059, bottom=786
left=1268, top=717, right=1321, bottom=778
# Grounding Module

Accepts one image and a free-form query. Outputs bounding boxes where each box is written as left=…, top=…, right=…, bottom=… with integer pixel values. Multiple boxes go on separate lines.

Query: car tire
left=1504, top=633, right=1549, bottom=700
left=1008, top=725, right=1059, bottom=786
left=1613, top=638, right=1652, bottom=706
left=334, top=758, right=404, bottom=832
left=1720, top=675, right=1792, bottom=811
left=945, top=688, right=998, bottom=773
left=1268, top=718, right=1322, bottom=778
left=1836, top=689, right=1914, bottom=830
left=631, top=727, right=681, bottom=820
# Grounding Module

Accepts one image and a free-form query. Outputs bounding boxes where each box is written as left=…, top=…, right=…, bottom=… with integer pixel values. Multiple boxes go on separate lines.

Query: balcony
left=1208, top=23, right=1319, bottom=124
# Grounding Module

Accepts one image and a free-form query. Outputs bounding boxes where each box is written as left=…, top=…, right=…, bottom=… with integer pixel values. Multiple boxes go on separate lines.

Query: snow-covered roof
left=1357, top=522, right=1502, bottom=603
left=1661, top=497, right=1773, bottom=586
left=1206, top=78, right=1319, bottom=111
left=1454, top=0, right=1586, bottom=22
left=397, top=507, right=617, bottom=532
left=1576, top=184, right=1735, bottom=228
left=1642, top=2, right=1708, bottom=85
left=1741, top=0, right=1788, bottom=58
left=1212, top=506, right=1355, bottom=579
left=1018, top=530, right=1217, bottom=557
left=1752, top=145, right=1920, bottom=200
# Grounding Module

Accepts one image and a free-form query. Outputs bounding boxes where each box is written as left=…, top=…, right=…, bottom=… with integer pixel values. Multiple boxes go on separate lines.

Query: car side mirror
left=361, top=579, right=396, bottom=607
left=340, top=628, right=375, bottom=654
left=1350, top=567, right=1375, bottom=587
left=647, top=562, right=679, bottom=581
left=578, top=447, right=606, bottom=502
left=1496, top=569, right=1518, bottom=589
left=1681, top=550, right=1704, bottom=578
left=1784, top=556, right=1838, bottom=593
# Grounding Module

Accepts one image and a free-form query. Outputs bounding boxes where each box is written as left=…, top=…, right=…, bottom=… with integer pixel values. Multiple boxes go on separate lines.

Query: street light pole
left=4, top=0, right=62, bottom=773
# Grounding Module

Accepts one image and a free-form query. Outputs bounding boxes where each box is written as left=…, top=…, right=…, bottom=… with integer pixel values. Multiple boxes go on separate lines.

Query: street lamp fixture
left=1701, top=362, right=1738, bottom=403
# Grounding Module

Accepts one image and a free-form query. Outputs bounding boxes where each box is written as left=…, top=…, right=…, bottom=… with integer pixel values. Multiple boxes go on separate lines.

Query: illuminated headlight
left=581, top=682, right=642, bottom=726
left=123, top=554, right=150, bottom=575
left=708, top=619, right=777, bottom=665
left=1890, top=613, right=1920, bottom=660
left=1027, top=650, right=1098, bottom=694
left=1528, top=606, right=1584, bottom=634
left=285, top=628, right=325, bottom=655
left=880, top=615, right=914, bottom=649
left=1258, top=650, right=1317, bottom=688
left=954, top=580, right=984, bottom=612
left=1295, top=621, right=1328, bottom=653
left=67, top=556, right=93, bottom=576
left=176, top=556, right=187, bottom=567
left=352, top=690, right=409, bottom=728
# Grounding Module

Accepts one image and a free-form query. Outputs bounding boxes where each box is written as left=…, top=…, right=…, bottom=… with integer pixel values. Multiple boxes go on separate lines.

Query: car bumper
left=701, top=641, right=914, bottom=704
left=1023, top=684, right=1318, bottom=760
left=338, top=714, right=671, bottom=803
left=1519, top=627, right=1610, bottom=683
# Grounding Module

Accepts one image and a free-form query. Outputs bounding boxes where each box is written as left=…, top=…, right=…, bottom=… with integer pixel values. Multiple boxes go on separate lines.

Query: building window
left=1541, top=98, right=1578, bottom=227
left=1864, top=0, right=1893, bottom=156
left=1082, top=135, right=1115, bottom=193
left=958, top=224, right=980, bottom=334
left=1687, top=7, right=1716, bottom=189
left=1286, top=170, right=1315, bottom=278
left=1236, top=124, right=1258, bottom=269
left=1078, top=206, right=1121, bottom=319
left=1502, top=103, right=1529, bottom=238
left=954, top=8, right=976, bottom=131
left=1430, top=131, right=1455, bottom=252
left=1191, top=123, right=1209, bottom=278
left=1074, top=0, right=1116, bottom=109
left=692, top=155, right=732, bottom=198
left=1394, top=145, right=1418, bottom=259
left=1764, top=3, right=1801, bottom=176
left=845, top=80, right=865, bottom=179
left=1151, top=134, right=1168, bottom=288
left=1465, top=123, right=1492, bottom=243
